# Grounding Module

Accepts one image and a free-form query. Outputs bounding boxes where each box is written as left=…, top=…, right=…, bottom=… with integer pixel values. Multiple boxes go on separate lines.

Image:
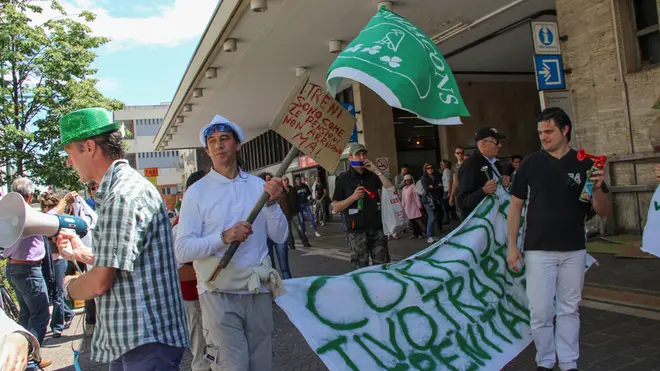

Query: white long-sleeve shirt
left=175, top=168, right=288, bottom=294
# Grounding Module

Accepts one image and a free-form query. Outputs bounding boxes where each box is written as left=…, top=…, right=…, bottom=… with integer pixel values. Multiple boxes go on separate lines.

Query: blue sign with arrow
left=342, top=103, right=358, bottom=142
left=534, top=55, right=565, bottom=90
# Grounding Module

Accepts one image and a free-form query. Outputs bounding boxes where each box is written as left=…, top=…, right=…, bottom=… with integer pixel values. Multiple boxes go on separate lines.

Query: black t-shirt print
left=510, top=149, right=594, bottom=252
left=296, top=184, right=311, bottom=205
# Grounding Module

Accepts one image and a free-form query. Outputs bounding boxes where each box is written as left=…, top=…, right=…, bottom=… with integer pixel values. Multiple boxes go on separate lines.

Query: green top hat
left=59, top=108, right=121, bottom=147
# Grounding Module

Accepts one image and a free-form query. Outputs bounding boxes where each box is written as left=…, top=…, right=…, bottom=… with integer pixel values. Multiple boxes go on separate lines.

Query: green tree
left=0, top=0, right=123, bottom=191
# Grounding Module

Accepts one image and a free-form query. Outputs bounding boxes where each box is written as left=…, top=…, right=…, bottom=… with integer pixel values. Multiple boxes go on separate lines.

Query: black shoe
left=566, top=369, right=578, bottom=371
left=536, top=367, right=553, bottom=371
left=52, top=332, right=62, bottom=338
left=303, top=242, right=312, bottom=248
left=289, top=245, right=296, bottom=250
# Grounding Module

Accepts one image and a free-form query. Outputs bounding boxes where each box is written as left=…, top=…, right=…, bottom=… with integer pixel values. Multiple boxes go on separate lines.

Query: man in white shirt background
left=175, top=115, right=288, bottom=371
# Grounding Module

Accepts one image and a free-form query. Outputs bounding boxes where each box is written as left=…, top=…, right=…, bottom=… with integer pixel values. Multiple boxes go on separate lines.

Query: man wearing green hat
left=55, top=108, right=190, bottom=369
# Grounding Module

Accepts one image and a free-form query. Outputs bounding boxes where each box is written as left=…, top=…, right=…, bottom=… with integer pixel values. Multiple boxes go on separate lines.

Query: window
left=621, top=0, right=660, bottom=70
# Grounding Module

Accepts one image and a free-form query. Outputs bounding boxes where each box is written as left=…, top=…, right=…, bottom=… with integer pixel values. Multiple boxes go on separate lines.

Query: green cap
left=59, top=108, right=121, bottom=147
left=347, top=142, right=367, bottom=155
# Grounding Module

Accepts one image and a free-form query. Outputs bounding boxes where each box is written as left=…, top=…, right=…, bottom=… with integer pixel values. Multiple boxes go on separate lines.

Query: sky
left=32, top=0, right=220, bottom=106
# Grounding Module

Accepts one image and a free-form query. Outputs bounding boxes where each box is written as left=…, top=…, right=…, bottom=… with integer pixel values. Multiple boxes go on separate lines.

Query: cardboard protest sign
left=276, top=186, right=598, bottom=370
left=271, top=76, right=355, bottom=172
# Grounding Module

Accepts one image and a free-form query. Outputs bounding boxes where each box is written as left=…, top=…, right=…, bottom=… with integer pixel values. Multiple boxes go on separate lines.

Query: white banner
left=641, top=185, right=660, bottom=257
left=277, top=186, right=597, bottom=370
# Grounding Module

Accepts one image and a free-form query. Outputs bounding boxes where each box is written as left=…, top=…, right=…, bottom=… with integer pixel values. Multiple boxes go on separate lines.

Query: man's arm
left=591, top=169, right=612, bottom=218
left=175, top=190, right=224, bottom=264
left=65, top=266, right=116, bottom=300
left=507, top=196, right=525, bottom=248
left=265, top=203, right=289, bottom=244
left=456, top=161, right=487, bottom=210
left=378, top=172, right=394, bottom=189
left=0, top=309, right=40, bottom=367
left=506, top=196, right=525, bottom=272
left=333, top=194, right=356, bottom=213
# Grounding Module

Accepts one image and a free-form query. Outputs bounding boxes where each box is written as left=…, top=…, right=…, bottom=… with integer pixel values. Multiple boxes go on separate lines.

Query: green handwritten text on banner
left=276, top=186, right=538, bottom=370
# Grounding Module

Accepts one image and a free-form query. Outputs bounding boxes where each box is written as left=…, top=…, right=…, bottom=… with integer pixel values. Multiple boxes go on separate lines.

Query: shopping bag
left=381, top=187, right=407, bottom=236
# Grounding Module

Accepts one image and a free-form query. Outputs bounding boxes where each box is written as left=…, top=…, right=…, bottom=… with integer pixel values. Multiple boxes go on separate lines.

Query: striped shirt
left=91, top=160, right=189, bottom=362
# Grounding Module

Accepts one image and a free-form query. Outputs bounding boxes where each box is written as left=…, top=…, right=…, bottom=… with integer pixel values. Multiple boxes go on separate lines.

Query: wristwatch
left=266, top=200, right=278, bottom=207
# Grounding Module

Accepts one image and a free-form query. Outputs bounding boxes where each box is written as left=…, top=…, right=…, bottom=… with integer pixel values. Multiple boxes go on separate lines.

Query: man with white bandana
left=176, top=115, right=288, bottom=371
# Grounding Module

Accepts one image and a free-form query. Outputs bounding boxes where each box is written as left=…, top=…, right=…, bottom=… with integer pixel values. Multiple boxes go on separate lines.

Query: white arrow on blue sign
left=534, top=55, right=566, bottom=90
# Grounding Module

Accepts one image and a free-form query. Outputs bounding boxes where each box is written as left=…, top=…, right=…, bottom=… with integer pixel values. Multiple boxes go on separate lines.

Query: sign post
left=207, top=76, right=356, bottom=282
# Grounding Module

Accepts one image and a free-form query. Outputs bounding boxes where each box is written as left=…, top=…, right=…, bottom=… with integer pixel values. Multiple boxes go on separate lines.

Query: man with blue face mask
left=332, top=143, right=394, bottom=270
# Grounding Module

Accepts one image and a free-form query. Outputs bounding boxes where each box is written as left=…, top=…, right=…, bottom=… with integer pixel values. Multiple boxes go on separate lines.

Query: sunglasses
left=204, top=123, right=235, bottom=139
left=90, top=187, right=98, bottom=191
left=455, top=151, right=464, bottom=155
left=482, top=139, right=500, bottom=145
left=425, top=166, right=433, bottom=170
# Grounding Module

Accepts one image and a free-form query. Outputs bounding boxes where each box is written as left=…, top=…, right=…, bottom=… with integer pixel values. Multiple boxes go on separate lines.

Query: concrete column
left=352, top=82, right=398, bottom=177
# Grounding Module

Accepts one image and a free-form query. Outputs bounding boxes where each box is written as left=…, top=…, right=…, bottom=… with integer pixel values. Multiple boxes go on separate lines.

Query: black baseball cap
left=475, top=127, right=506, bottom=142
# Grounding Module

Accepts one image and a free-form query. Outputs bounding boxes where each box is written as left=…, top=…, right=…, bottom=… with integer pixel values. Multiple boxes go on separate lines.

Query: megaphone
left=0, top=192, right=89, bottom=248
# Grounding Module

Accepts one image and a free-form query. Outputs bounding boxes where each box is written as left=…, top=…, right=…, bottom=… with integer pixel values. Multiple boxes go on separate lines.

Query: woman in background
left=401, top=175, right=426, bottom=239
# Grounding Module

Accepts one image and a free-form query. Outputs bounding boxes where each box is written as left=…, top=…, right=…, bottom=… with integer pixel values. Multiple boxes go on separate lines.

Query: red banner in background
left=298, top=156, right=318, bottom=169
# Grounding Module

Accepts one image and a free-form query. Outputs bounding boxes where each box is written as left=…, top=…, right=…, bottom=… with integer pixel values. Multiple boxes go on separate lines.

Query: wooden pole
left=207, top=146, right=300, bottom=282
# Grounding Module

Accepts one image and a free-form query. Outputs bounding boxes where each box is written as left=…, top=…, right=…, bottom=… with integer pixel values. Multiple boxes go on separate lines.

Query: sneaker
left=39, top=359, right=53, bottom=368
left=408, top=235, right=418, bottom=239
left=288, top=245, right=296, bottom=250
left=52, top=332, right=62, bottom=339
left=303, top=242, right=312, bottom=248
left=427, top=237, right=437, bottom=243
left=315, top=231, right=322, bottom=237
left=63, top=316, right=74, bottom=330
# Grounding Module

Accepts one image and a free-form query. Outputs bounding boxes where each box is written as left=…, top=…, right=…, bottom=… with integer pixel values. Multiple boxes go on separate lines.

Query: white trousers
left=200, top=292, right=273, bottom=371
left=526, top=249, right=586, bottom=371
left=184, top=300, right=210, bottom=371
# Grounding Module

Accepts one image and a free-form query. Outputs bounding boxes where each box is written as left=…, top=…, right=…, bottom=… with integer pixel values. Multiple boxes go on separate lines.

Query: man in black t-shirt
left=295, top=175, right=321, bottom=238
left=507, top=107, right=612, bottom=371
left=332, top=143, right=394, bottom=270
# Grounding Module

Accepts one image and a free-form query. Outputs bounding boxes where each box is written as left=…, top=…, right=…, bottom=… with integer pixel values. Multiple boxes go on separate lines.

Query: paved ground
left=39, top=220, right=660, bottom=371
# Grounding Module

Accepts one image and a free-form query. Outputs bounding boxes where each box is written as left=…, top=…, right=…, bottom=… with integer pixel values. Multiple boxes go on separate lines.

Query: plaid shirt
left=90, top=160, right=189, bottom=362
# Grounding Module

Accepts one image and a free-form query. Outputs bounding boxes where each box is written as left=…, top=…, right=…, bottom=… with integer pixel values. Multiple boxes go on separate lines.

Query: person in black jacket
left=420, top=162, right=444, bottom=243
left=456, top=127, right=511, bottom=217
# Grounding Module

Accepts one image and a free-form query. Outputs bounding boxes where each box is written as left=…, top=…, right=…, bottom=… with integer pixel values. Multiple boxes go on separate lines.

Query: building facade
left=114, top=104, right=192, bottom=210
left=154, top=0, right=660, bottom=234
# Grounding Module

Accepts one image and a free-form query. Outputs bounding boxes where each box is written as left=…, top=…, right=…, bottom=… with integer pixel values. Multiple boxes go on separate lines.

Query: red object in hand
left=363, top=188, right=378, bottom=199
left=577, top=149, right=607, bottom=169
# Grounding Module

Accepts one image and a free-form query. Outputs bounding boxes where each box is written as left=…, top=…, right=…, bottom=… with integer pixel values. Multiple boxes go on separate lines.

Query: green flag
left=327, top=7, right=469, bottom=125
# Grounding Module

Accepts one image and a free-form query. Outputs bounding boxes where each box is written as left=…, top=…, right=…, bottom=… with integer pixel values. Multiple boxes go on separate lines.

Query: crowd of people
left=1, top=105, right=657, bottom=371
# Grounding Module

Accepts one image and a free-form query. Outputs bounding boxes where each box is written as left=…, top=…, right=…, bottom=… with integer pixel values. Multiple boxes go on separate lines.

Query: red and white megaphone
left=577, top=149, right=607, bottom=169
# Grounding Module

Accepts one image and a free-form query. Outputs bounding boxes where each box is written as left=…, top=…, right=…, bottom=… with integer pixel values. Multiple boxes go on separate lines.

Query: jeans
left=109, top=342, right=186, bottom=371
left=267, top=238, right=292, bottom=279
left=423, top=203, right=443, bottom=239
left=526, top=250, right=586, bottom=371
left=6, top=263, right=50, bottom=344
left=288, top=217, right=309, bottom=246
left=50, top=259, right=74, bottom=333
left=314, top=198, right=327, bottom=224
left=298, top=203, right=317, bottom=233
